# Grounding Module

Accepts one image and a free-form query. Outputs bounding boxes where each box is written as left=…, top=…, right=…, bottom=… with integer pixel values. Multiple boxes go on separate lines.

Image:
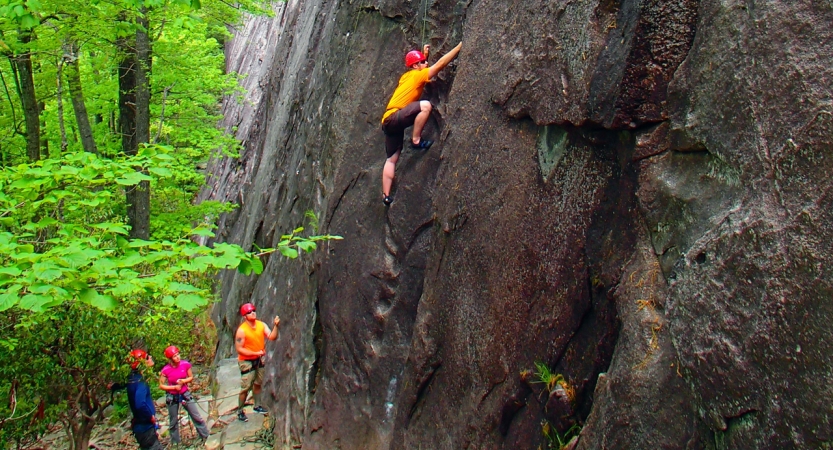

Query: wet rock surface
left=200, top=0, right=833, bottom=448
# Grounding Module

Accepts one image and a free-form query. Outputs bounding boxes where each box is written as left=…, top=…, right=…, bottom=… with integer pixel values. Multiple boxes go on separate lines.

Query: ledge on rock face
left=537, top=125, right=569, bottom=183
left=637, top=149, right=740, bottom=275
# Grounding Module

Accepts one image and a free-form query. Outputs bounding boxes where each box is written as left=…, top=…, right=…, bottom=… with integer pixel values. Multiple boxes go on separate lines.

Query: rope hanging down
left=420, top=0, right=429, bottom=47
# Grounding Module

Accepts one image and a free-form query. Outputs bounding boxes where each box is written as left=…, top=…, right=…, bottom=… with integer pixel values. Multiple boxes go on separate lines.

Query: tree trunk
left=11, top=31, right=40, bottom=162
left=118, top=12, right=150, bottom=240
left=117, top=39, right=136, bottom=158
left=65, top=395, right=99, bottom=450
left=56, top=58, right=68, bottom=153
left=69, top=417, right=95, bottom=450
left=38, top=101, right=48, bottom=156
left=135, top=14, right=150, bottom=146
left=62, top=42, right=97, bottom=154
left=130, top=11, right=151, bottom=240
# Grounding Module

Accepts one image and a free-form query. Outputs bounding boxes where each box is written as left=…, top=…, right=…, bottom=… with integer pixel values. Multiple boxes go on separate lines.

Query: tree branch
left=153, top=83, right=174, bottom=144
left=0, top=59, right=20, bottom=136
left=0, top=404, right=39, bottom=424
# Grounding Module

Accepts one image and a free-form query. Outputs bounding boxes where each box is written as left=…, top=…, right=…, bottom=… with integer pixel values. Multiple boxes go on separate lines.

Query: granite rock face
left=200, top=0, right=833, bottom=448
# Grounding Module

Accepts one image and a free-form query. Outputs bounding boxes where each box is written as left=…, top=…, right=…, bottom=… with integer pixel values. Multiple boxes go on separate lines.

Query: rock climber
left=381, top=41, right=463, bottom=206
left=110, top=349, right=163, bottom=450
left=159, top=345, right=210, bottom=444
left=235, top=302, right=280, bottom=422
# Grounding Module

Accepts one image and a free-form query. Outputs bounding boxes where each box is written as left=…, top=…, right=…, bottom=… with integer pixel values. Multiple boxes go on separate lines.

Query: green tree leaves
left=0, top=148, right=268, bottom=316
left=0, top=1, right=39, bottom=30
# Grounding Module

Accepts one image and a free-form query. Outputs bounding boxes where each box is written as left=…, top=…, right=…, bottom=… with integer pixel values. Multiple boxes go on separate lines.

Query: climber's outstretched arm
left=429, top=42, right=462, bottom=78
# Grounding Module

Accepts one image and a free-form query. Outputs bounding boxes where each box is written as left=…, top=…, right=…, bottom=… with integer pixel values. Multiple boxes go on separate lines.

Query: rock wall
left=200, top=0, right=833, bottom=448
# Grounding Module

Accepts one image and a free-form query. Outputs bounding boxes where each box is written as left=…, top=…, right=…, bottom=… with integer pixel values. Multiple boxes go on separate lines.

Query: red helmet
left=240, top=303, right=256, bottom=316
left=405, top=50, right=426, bottom=67
left=164, top=345, right=179, bottom=359
left=129, top=349, right=148, bottom=369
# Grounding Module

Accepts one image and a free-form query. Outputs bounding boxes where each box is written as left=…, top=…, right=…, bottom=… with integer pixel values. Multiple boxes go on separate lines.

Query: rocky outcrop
left=201, top=0, right=833, bottom=448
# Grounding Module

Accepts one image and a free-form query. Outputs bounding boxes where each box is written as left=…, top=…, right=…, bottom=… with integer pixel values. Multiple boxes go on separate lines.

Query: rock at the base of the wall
left=222, top=443, right=264, bottom=450
left=213, top=358, right=242, bottom=416
left=204, top=432, right=223, bottom=450
left=221, top=413, right=266, bottom=446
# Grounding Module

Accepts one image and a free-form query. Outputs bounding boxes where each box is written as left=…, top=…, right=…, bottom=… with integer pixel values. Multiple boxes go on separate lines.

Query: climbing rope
left=420, top=0, right=429, bottom=47
left=191, top=391, right=242, bottom=417
left=242, top=413, right=277, bottom=448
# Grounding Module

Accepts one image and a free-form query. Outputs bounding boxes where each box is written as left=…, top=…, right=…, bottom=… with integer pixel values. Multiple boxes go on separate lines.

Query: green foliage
left=533, top=361, right=566, bottom=394
left=0, top=0, right=261, bottom=164
left=109, top=395, right=131, bottom=423
left=0, top=147, right=268, bottom=318
left=531, top=362, right=580, bottom=450
left=0, top=388, right=53, bottom=449
left=150, top=194, right=236, bottom=241
left=0, top=0, right=39, bottom=30
left=265, top=225, right=342, bottom=263
left=0, top=299, right=204, bottom=446
left=305, top=209, right=320, bottom=232
left=541, top=421, right=581, bottom=450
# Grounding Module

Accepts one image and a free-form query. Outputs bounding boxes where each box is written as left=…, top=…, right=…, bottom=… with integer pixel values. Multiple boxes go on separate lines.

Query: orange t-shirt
left=237, top=320, right=266, bottom=361
left=381, top=68, right=430, bottom=123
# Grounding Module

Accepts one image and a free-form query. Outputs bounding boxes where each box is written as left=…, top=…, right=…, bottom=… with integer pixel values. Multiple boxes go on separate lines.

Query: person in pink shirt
left=159, top=345, right=210, bottom=444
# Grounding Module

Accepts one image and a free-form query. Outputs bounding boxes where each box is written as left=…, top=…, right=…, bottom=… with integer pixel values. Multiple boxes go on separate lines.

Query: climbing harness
left=166, top=392, right=197, bottom=442
left=239, top=357, right=263, bottom=375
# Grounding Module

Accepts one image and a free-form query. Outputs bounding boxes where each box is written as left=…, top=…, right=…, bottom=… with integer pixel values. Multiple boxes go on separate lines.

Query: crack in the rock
left=407, top=217, right=435, bottom=250
left=407, top=361, right=442, bottom=424
left=327, top=171, right=362, bottom=229
left=308, top=297, right=324, bottom=394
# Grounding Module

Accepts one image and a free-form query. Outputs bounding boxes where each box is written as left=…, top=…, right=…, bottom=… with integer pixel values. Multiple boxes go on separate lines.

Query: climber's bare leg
left=412, top=101, right=432, bottom=145
left=383, top=151, right=400, bottom=197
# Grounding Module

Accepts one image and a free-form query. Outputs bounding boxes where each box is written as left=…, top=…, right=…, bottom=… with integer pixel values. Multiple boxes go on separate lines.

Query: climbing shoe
left=237, top=410, right=249, bottom=422
left=383, top=195, right=393, bottom=206
left=253, top=406, right=269, bottom=414
left=411, top=139, right=433, bottom=150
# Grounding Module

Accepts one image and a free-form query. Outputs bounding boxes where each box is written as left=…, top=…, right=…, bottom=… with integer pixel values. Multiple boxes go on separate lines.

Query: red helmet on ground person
left=405, top=50, right=426, bottom=67
left=240, top=303, right=256, bottom=316
left=129, top=349, right=148, bottom=369
left=164, top=345, right=179, bottom=359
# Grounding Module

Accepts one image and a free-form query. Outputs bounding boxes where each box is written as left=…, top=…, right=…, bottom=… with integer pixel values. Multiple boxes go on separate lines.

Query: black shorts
left=381, top=101, right=423, bottom=158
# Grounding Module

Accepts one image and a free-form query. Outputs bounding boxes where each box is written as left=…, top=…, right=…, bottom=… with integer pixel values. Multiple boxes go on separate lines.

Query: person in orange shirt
left=381, top=42, right=463, bottom=206
left=235, top=303, right=280, bottom=422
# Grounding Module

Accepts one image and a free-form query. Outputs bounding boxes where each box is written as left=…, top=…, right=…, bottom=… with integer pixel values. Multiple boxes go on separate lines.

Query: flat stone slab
left=204, top=433, right=223, bottom=450
left=223, top=443, right=266, bottom=450
left=196, top=394, right=214, bottom=420
left=213, top=358, right=242, bottom=416
left=222, top=412, right=266, bottom=445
